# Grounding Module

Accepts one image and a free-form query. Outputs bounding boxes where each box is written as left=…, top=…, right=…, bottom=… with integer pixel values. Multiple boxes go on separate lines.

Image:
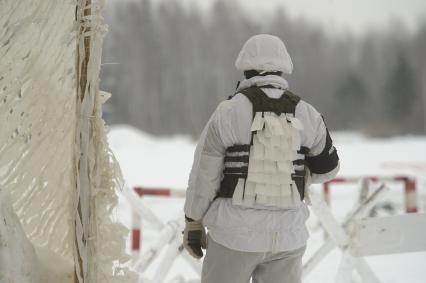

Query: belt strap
left=223, top=167, right=248, bottom=175
left=224, top=155, right=249, bottom=163
left=226, top=144, right=250, bottom=153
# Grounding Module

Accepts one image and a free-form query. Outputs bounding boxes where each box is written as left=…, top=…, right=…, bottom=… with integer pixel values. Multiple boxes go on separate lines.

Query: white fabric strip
left=234, top=111, right=303, bottom=209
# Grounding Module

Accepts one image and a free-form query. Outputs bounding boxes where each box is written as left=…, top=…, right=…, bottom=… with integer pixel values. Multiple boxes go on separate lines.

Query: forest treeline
left=101, top=0, right=426, bottom=137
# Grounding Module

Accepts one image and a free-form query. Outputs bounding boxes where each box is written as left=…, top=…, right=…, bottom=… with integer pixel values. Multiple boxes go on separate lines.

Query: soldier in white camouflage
left=183, top=34, right=340, bottom=283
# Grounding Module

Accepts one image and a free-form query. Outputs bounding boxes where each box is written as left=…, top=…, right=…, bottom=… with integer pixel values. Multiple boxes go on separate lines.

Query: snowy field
left=108, top=125, right=426, bottom=283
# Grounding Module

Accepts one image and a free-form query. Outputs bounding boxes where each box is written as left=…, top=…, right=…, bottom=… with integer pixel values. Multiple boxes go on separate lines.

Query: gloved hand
left=183, top=216, right=206, bottom=259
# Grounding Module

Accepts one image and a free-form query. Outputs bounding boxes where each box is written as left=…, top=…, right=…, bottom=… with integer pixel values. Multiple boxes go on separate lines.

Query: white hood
left=235, top=34, right=293, bottom=74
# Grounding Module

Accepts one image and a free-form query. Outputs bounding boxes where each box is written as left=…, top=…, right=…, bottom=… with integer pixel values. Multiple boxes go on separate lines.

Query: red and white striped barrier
left=323, top=176, right=418, bottom=213
left=131, top=187, right=185, bottom=254
left=131, top=212, right=141, bottom=253
left=305, top=184, right=426, bottom=282
left=134, top=187, right=186, bottom=198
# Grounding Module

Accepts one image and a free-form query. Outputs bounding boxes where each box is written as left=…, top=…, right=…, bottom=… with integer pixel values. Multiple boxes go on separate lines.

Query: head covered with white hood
left=235, top=34, right=293, bottom=76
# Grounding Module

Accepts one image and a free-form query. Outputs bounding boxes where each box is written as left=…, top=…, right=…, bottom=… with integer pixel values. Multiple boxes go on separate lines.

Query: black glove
left=182, top=216, right=206, bottom=259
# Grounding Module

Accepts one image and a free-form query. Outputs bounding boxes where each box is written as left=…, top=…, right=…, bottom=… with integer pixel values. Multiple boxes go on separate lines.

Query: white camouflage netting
left=0, top=0, right=135, bottom=282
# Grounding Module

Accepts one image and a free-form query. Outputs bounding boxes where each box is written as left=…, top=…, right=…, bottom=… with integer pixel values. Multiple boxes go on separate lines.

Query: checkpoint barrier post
left=131, top=187, right=186, bottom=256
left=134, top=187, right=187, bottom=198
left=131, top=210, right=141, bottom=257
left=304, top=184, right=426, bottom=283
left=322, top=176, right=418, bottom=213
left=126, top=186, right=201, bottom=283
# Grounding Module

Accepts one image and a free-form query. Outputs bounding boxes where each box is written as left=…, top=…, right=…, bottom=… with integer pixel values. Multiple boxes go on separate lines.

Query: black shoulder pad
left=306, top=129, right=339, bottom=174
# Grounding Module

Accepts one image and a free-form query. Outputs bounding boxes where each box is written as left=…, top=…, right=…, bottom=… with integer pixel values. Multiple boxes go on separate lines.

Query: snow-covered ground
left=108, top=125, right=426, bottom=283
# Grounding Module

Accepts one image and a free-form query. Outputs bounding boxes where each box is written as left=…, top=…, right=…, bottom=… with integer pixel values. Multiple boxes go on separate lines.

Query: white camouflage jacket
left=184, top=75, right=339, bottom=252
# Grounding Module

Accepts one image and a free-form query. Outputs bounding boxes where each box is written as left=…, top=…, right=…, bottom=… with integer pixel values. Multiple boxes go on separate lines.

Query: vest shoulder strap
left=236, top=86, right=301, bottom=116
left=282, top=89, right=301, bottom=106
left=239, top=87, right=267, bottom=114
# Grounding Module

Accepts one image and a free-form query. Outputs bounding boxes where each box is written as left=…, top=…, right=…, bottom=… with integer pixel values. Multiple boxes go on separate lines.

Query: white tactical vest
left=217, top=86, right=308, bottom=209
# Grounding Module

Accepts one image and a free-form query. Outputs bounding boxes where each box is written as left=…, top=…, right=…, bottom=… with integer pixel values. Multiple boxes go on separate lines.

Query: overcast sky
left=153, top=0, right=426, bottom=35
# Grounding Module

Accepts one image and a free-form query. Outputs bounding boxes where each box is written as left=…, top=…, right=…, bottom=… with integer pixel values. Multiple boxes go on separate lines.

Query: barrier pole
left=404, top=178, right=418, bottom=213
left=131, top=211, right=141, bottom=258
left=130, top=187, right=186, bottom=259
left=323, top=176, right=418, bottom=213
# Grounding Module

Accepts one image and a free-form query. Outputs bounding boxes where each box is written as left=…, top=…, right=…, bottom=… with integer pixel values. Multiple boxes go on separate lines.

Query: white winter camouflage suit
left=184, top=35, right=340, bottom=283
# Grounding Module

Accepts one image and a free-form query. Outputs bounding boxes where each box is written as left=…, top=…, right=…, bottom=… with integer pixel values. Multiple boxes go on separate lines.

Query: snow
left=108, top=125, right=194, bottom=189
left=108, top=125, right=426, bottom=283
left=334, top=132, right=426, bottom=178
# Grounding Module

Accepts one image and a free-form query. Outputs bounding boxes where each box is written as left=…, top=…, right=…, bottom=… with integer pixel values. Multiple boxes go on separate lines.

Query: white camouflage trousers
left=202, top=235, right=306, bottom=283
